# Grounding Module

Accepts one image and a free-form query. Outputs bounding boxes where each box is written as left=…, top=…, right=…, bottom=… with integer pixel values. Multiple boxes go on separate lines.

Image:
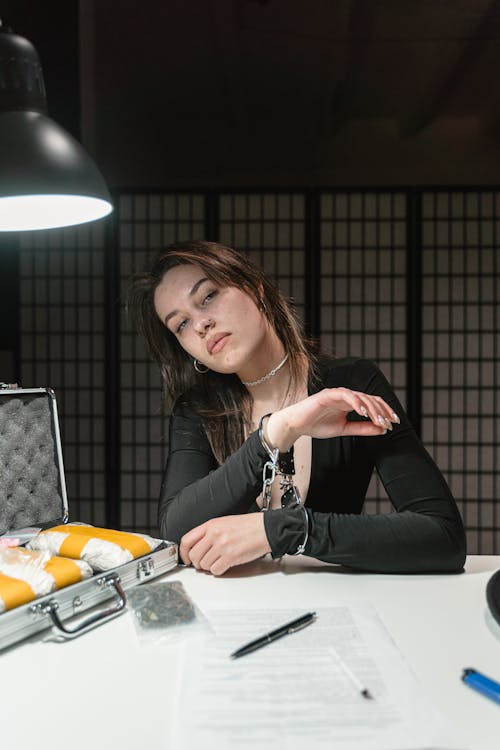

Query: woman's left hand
left=180, top=514, right=271, bottom=576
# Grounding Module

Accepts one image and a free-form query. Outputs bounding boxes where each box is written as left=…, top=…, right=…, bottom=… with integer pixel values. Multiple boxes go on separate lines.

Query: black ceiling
left=6, top=1, right=500, bottom=187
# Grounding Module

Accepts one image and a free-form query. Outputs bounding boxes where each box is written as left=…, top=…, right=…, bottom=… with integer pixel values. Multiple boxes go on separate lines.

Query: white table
left=1, top=555, right=499, bottom=750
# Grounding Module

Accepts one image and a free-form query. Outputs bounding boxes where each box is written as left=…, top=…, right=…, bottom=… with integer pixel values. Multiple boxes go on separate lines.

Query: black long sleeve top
left=158, top=357, right=466, bottom=573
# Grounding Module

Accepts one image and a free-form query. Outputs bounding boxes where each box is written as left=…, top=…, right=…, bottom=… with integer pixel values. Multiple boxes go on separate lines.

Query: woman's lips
left=209, top=333, right=231, bottom=355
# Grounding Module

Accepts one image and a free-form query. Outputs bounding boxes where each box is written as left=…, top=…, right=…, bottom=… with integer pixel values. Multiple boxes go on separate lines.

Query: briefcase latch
left=137, top=556, right=155, bottom=581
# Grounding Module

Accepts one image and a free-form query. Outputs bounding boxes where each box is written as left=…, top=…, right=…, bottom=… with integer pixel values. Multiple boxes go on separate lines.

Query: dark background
left=0, top=1, right=498, bottom=552
left=4, top=0, right=500, bottom=188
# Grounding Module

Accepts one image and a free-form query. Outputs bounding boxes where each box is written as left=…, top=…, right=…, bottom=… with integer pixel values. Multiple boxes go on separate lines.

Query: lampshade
left=0, top=23, right=113, bottom=231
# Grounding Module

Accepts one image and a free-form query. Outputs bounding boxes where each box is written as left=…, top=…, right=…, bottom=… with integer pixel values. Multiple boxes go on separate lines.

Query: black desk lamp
left=0, top=20, right=112, bottom=231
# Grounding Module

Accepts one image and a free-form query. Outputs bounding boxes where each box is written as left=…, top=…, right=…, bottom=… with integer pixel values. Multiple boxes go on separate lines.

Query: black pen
left=230, top=612, right=317, bottom=659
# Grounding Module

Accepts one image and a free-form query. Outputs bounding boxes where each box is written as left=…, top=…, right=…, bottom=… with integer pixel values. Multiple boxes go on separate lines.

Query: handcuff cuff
left=258, top=412, right=309, bottom=555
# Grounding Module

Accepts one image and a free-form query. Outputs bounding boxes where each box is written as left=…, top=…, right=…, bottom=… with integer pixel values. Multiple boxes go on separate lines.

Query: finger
left=330, top=388, right=373, bottom=419
left=357, top=396, right=397, bottom=431
left=210, top=557, right=230, bottom=576
left=342, top=420, right=388, bottom=438
left=198, top=546, right=225, bottom=573
left=188, top=535, right=217, bottom=569
left=342, top=388, right=398, bottom=424
left=338, top=391, right=388, bottom=430
left=180, top=523, right=208, bottom=565
left=372, top=395, right=400, bottom=425
left=179, top=539, right=194, bottom=565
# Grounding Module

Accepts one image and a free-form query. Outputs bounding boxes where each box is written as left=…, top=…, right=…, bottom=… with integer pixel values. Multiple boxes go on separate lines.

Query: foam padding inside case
left=0, top=394, right=64, bottom=533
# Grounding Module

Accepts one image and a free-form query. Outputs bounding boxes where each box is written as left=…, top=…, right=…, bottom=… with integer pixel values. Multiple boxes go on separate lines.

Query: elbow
left=158, top=492, right=204, bottom=543
left=426, top=516, right=467, bottom=573
left=158, top=517, right=176, bottom=544
left=445, top=509, right=468, bottom=571
left=387, top=513, right=467, bottom=574
left=445, top=535, right=467, bottom=573
left=435, top=545, right=466, bottom=573
left=158, top=498, right=182, bottom=544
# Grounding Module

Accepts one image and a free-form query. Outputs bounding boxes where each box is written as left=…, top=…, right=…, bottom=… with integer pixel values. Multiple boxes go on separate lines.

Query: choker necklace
left=242, top=353, right=289, bottom=387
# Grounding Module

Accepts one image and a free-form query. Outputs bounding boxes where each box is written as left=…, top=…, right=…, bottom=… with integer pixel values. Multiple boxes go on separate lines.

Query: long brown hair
left=127, top=240, right=318, bottom=462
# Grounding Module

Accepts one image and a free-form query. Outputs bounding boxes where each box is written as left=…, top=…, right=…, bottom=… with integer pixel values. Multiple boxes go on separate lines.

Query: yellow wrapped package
left=0, top=546, right=92, bottom=613
left=28, top=523, right=163, bottom=572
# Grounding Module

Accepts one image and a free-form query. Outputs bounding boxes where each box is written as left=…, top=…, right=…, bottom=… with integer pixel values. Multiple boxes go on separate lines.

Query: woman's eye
left=176, top=319, right=188, bottom=333
left=202, top=290, right=217, bottom=305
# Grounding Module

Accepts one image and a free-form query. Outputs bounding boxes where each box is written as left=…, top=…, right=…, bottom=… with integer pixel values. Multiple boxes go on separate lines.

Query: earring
left=194, top=359, right=209, bottom=374
left=259, top=299, right=267, bottom=314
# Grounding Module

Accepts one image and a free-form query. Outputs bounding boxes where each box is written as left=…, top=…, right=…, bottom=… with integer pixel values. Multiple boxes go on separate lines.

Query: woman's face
left=153, top=264, right=270, bottom=374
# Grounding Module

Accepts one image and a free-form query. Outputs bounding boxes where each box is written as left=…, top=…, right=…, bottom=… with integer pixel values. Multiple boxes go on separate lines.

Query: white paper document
left=172, top=604, right=464, bottom=750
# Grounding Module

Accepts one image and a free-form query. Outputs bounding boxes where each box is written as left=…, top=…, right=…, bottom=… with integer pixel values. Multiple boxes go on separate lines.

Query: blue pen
left=462, top=668, right=500, bottom=705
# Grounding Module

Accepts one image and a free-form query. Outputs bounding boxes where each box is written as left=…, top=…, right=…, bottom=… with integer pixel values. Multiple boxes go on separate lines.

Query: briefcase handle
left=39, top=573, right=127, bottom=639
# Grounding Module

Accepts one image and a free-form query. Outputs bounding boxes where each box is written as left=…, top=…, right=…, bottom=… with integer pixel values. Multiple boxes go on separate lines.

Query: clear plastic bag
left=126, top=580, right=212, bottom=646
left=0, top=545, right=50, bottom=577
left=0, top=546, right=93, bottom=613
left=0, top=546, right=52, bottom=612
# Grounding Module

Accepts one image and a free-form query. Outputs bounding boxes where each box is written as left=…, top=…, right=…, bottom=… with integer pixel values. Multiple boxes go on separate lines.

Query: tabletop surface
left=1, top=554, right=499, bottom=750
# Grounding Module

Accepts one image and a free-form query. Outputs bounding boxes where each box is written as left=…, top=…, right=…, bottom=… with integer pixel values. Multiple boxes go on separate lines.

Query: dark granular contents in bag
left=127, top=580, right=196, bottom=628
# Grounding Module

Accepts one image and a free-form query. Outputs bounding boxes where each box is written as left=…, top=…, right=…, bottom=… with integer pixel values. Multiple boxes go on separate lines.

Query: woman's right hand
left=265, top=387, right=400, bottom=452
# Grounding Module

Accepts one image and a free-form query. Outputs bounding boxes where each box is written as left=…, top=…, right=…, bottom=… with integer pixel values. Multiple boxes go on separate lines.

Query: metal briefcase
left=0, top=384, right=177, bottom=650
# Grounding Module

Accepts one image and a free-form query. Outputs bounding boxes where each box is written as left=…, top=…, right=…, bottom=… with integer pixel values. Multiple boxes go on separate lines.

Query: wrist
left=264, top=411, right=296, bottom=452
left=259, top=412, right=300, bottom=514
left=263, top=506, right=310, bottom=559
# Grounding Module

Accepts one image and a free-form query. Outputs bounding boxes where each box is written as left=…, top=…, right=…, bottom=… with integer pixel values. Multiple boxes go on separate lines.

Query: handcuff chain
left=258, top=412, right=308, bottom=555
left=262, top=456, right=277, bottom=512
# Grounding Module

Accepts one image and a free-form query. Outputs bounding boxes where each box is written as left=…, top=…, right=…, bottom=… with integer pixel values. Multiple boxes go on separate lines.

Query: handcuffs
left=258, top=413, right=309, bottom=555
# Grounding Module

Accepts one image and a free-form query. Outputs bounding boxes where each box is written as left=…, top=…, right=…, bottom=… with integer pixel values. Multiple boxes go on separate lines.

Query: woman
left=128, top=240, right=466, bottom=576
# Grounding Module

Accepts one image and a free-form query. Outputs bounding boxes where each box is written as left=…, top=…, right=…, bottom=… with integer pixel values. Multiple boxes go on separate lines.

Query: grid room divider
left=19, top=223, right=108, bottom=527
left=18, top=188, right=499, bottom=554
left=421, top=191, right=499, bottom=554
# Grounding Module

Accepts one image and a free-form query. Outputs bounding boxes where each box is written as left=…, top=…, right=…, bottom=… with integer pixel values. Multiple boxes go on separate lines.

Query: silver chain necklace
left=242, top=353, right=289, bottom=387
